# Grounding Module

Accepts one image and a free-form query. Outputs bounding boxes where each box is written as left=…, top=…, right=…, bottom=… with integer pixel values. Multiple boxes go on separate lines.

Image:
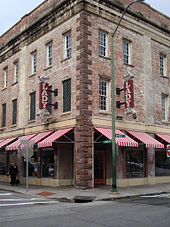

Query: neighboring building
left=0, top=0, right=170, bottom=189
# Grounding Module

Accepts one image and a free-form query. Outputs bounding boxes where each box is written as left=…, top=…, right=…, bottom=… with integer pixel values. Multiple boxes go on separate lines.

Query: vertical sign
left=167, top=144, right=170, bottom=158
left=124, top=80, right=134, bottom=109
left=39, top=82, right=49, bottom=110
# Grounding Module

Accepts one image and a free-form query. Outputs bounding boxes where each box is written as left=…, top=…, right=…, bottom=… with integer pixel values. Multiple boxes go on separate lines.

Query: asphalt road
left=1, top=190, right=170, bottom=227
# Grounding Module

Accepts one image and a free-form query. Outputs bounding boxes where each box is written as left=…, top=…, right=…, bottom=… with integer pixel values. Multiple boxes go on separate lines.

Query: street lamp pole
left=111, top=0, right=145, bottom=191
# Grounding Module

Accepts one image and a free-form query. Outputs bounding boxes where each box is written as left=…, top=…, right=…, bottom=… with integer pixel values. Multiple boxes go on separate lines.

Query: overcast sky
left=0, top=0, right=169, bottom=36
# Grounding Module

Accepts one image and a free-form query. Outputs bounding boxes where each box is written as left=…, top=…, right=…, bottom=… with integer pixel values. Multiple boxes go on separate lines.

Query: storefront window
left=126, top=150, right=144, bottom=178
left=41, top=150, right=54, bottom=178
left=29, top=151, right=38, bottom=177
left=155, top=150, right=170, bottom=176
left=0, top=151, right=6, bottom=175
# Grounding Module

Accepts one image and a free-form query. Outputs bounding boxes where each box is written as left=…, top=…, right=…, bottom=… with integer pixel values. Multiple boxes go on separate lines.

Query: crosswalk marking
left=0, top=198, right=45, bottom=201
left=0, top=201, right=58, bottom=207
left=0, top=193, right=13, bottom=196
left=141, top=193, right=170, bottom=198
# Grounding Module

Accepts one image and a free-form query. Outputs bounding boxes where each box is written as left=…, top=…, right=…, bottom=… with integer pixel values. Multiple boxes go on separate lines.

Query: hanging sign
left=124, top=80, right=134, bottom=109
left=167, top=144, right=170, bottom=158
left=39, top=82, right=49, bottom=110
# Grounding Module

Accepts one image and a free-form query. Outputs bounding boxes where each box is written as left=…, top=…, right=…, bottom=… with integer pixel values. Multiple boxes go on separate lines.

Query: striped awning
left=38, top=128, right=73, bottom=148
left=156, top=133, right=170, bottom=144
left=127, top=131, right=164, bottom=148
left=30, top=131, right=53, bottom=144
left=0, top=137, right=17, bottom=148
left=95, top=127, right=138, bottom=147
left=6, top=134, right=37, bottom=151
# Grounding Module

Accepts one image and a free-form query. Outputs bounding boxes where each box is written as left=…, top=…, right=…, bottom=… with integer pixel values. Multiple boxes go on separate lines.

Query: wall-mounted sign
left=39, top=82, right=49, bottom=110
left=167, top=144, right=170, bottom=158
left=124, top=80, right=134, bottom=109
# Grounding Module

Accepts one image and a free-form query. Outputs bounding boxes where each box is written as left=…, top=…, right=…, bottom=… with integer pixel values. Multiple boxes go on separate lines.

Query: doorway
left=94, top=151, right=106, bottom=185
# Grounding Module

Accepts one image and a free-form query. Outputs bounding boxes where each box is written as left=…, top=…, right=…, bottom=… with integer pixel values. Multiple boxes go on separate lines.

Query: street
left=1, top=190, right=170, bottom=227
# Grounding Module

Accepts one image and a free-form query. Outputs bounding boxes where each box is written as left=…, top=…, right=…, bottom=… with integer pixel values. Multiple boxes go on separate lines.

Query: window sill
left=11, top=82, right=18, bottom=86
left=28, top=120, right=36, bottom=124
left=123, top=63, right=134, bottom=68
left=99, top=55, right=111, bottom=60
left=11, top=124, right=17, bottom=128
left=44, top=65, right=52, bottom=71
left=61, top=111, right=71, bottom=116
left=99, top=110, right=112, bottom=115
left=162, top=120, right=170, bottom=124
left=2, top=87, right=7, bottom=91
left=160, top=75, right=169, bottom=79
left=29, top=72, right=36, bottom=78
left=61, top=56, right=71, bottom=63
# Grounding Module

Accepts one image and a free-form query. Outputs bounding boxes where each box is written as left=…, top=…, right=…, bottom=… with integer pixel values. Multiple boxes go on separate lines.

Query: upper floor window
left=63, top=79, right=71, bottom=113
left=160, top=54, right=166, bottom=76
left=14, top=62, right=19, bottom=83
left=99, top=31, right=108, bottom=57
left=46, top=42, right=52, bottom=67
left=64, top=32, right=71, bottom=58
left=12, top=99, right=17, bottom=125
left=99, top=79, right=109, bottom=111
left=3, top=68, right=8, bottom=88
left=161, top=94, right=168, bottom=121
left=123, top=40, right=131, bottom=64
left=2, top=103, right=6, bottom=128
left=30, top=92, right=36, bottom=121
left=31, top=51, right=37, bottom=74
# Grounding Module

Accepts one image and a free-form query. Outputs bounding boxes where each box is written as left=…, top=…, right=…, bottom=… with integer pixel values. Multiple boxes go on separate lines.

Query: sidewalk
left=1, top=181, right=170, bottom=202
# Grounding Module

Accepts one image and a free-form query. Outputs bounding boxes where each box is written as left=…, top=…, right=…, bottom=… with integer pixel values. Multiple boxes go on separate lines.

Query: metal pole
left=111, top=0, right=145, bottom=192
left=26, top=146, right=29, bottom=192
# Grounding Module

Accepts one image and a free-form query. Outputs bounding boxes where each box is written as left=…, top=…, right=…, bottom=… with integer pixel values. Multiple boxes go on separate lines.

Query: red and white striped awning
left=95, top=127, right=138, bottom=147
left=38, top=128, right=73, bottom=148
left=30, top=131, right=53, bottom=144
left=6, top=134, right=37, bottom=151
left=156, top=133, right=170, bottom=144
left=0, top=137, right=17, bottom=148
left=127, top=131, right=164, bottom=148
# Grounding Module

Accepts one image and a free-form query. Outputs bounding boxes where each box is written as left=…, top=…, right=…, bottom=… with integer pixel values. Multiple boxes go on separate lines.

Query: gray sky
left=0, top=0, right=169, bottom=36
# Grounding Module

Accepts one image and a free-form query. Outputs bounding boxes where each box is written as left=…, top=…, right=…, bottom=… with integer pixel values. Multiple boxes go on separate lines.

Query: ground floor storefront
left=0, top=127, right=170, bottom=188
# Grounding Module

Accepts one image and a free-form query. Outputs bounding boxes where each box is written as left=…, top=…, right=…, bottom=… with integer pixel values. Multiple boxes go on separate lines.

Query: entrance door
left=94, top=151, right=106, bottom=185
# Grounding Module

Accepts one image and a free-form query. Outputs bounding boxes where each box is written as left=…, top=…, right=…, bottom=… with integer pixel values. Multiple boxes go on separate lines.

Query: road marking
left=0, top=201, right=58, bottom=207
left=0, top=193, right=13, bottom=196
left=141, top=194, right=170, bottom=198
left=0, top=198, right=46, bottom=201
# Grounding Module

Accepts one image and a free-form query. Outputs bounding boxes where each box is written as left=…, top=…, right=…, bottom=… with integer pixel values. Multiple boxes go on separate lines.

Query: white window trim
left=99, top=31, right=108, bottom=57
left=4, top=68, right=8, bottom=88
left=31, top=51, right=37, bottom=74
left=99, top=79, right=109, bottom=111
left=160, top=54, right=167, bottom=77
left=14, top=62, right=19, bottom=83
left=46, top=42, right=52, bottom=67
left=123, top=40, right=131, bottom=64
left=162, top=94, right=168, bottom=121
left=64, top=32, right=71, bottom=58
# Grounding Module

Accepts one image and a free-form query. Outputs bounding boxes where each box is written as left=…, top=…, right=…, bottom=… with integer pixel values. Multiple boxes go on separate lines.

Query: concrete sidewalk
left=0, top=181, right=170, bottom=202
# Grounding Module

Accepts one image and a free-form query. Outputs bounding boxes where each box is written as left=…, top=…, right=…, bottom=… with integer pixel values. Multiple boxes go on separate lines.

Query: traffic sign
left=103, top=134, right=126, bottom=144
left=167, top=144, right=170, bottom=158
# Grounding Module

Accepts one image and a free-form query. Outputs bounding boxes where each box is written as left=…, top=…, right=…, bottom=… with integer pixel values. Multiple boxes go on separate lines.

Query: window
left=3, top=68, right=8, bottom=88
left=160, top=54, right=166, bottom=76
left=64, top=32, right=71, bottom=58
left=46, top=42, right=52, bottom=66
left=155, top=150, right=170, bottom=176
left=63, top=79, right=71, bottom=112
left=31, top=51, right=37, bottom=74
left=99, top=31, right=108, bottom=57
left=99, top=80, right=109, bottom=111
left=12, top=99, right=17, bottom=125
left=162, top=94, right=168, bottom=121
left=30, top=92, right=36, bottom=121
left=123, top=40, right=131, bottom=64
left=2, top=103, right=6, bottom=127
left=14, top=62, right=19, bottom=83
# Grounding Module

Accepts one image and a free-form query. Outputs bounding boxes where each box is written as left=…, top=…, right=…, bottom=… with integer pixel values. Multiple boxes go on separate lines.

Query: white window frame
left=162, top=94, right=168, bottom=121
left=99, top=79, right=109, bottom=111
left=4, top=68, right=8, bottom=88
left=31, top=51, right=37, bottom=74
left=14, top=62, right=19, bottom=83
left=64, top=32, right=71, bottom=58
left=99, top=30, right=108, bottom=57
left=123, top=40, right=131, bottom=64
left=46, top=42, right=52, bottom=67
left=160, top=54, right=166, bottom=76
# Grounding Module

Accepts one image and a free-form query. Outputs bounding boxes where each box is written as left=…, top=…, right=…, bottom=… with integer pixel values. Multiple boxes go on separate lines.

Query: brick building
left=0, top=0, right=170, bottom=189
